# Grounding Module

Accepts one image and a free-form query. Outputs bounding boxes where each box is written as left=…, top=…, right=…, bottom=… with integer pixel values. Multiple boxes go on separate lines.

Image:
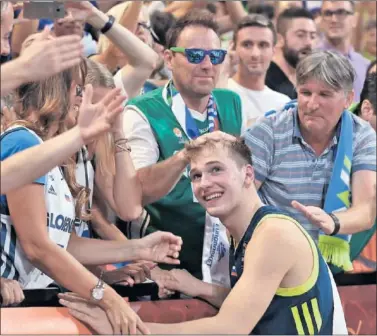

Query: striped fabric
left=243, top=105, right=376, bottom=241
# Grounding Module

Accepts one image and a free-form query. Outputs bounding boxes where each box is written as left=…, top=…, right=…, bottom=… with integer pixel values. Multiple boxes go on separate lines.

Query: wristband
left=329, top=213, right=341, bottom=236
left=100, top=15, right=115, bottom=34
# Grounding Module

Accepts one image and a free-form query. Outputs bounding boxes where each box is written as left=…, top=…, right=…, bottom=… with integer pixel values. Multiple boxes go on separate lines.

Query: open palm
left=139, top=232, right=183, bottom=265
left=77, top=84, right=126, bottom=144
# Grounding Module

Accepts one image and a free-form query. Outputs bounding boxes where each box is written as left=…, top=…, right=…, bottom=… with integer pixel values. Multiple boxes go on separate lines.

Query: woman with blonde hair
left=0, top=58, right=182, bottom=334
left=66, top=58, right=155, bottom=285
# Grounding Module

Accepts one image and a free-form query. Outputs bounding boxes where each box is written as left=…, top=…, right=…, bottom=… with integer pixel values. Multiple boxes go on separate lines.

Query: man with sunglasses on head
left=319, top=0, right=370, bottom=102
left=121, top=9, right=244, bottom=288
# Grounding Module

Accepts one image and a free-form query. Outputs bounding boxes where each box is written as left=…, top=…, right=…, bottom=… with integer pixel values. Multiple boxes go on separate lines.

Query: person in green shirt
left=121, top=9, right=244, bottom=285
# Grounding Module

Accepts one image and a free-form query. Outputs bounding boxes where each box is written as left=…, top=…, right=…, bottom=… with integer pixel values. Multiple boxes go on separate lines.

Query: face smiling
left=189, top=146, right=251, bottom=219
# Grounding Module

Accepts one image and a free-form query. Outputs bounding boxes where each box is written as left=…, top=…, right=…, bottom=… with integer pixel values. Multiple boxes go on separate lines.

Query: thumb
left=40, top=26, right=52, bottom=40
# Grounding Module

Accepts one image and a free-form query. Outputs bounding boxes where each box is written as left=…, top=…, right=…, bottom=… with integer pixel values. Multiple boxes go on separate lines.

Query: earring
left=73, top=105, right=79, bottom=113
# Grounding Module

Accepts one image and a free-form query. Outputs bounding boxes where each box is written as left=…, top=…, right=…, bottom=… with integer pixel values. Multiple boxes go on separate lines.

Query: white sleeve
left=123, top=106, right=160, bottom=169
left=113, top=71, right=128, bottom=97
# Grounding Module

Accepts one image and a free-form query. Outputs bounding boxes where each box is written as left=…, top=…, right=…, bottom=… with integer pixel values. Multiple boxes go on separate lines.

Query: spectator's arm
left=335, top=170, right=376, bottom=233
left=94, top=113, right=143, bottom=221
left=137, top=151, right=189, bottom=206
left=10, top=9, right=39, bottom=58
left=1, top=31, right=83, bottom=97
left=87, top=3, right=158, bottom=98
left=217, top=15, right=234, bottom=35
left=90, top=200, right=128, bottom=242
left=0, top=57, right=28, bottom=96
left=336, top=126, right=377, bottom=233
left=224, top=1, right=247, bottom=25
left=6, top=183, right=101, bottom=301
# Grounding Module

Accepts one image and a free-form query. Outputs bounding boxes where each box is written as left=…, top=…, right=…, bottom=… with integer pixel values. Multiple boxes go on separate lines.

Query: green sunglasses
left=170, top=47, right=227, bottom=65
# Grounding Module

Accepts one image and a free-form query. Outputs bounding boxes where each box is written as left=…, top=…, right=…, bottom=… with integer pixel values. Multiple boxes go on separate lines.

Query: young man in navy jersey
left=59, top=137, right=348, bottom=335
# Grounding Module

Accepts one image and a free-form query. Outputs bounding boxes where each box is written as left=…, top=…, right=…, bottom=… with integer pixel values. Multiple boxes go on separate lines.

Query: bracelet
left=115, top=143, right=131, bottom=153
left=329, top=213, right=341, bottom=236
left=114, top=138, right=128, bottom=144
left=100, top=15, right=115, bottom=34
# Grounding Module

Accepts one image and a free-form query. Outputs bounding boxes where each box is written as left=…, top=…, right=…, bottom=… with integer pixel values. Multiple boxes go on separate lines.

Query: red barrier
left=0, top=299, right=218, bottom=335
left=338, top=285, right=377, bottom=335
left=1, top=289, right=375, bottom=334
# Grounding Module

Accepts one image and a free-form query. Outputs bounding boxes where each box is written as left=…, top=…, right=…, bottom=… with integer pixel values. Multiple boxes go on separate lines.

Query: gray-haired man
left=244, top=50, right=376, bottom=266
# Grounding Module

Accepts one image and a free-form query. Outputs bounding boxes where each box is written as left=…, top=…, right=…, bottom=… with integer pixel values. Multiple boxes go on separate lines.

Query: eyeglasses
left=170, top=47, right=227, bottom=65
left=321, top=9, right=354, bottom=20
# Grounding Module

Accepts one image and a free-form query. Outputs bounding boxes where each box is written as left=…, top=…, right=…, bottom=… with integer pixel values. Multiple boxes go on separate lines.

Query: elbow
left=365, top=201, right=376, bottom=230
left=22, top=240, right=50, bottom=264
left=117, top=205, right=143, bottom=222
left=144, top=51, right=159, bottom=74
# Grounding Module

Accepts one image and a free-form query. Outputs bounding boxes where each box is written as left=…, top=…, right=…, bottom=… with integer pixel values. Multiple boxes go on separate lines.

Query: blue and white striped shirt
left=243, top=104, right=376, bottom=240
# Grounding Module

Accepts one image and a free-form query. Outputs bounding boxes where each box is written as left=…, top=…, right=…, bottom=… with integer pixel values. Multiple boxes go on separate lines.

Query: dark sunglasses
left=170, top=47, right=227, bottom=65
left=321, top=9, right=353, bottom=19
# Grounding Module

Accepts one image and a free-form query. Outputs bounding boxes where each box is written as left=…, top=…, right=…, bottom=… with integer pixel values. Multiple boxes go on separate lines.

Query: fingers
left=106, top=309, right=121, bottom=335
left=136, top=317, right=151, bottom=335
left=101, top=88, right=123, bottom=107
left=291, top=200, right=309, bottom=216
left=0, top=280, right=24, bottom=306
left=82, top=84, right=93, bottom=108
left=1, top=286, right=11, bottom=306
left=107, top=93, right=127, bottom=112
left=129, top=317, right=137, bottom=336
left=68, top=308, right=93, bottom=326
left=58, top=292, right=91, bottom=304
left=106, top=105, right=124, bottom=124
left=13, top=284, right=25, bottom=305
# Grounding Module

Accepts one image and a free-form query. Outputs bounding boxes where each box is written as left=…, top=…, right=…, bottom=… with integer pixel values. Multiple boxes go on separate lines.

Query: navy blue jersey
left=230, top=206, right=346, bottom=335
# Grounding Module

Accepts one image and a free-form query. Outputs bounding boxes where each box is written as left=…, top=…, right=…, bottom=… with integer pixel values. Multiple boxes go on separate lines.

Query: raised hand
left=20, top=27, right=84, bottom=81
left=77, top=85, right=127, bottom=144
left=291, top=201, right=335, bottom=234
left=138, top=232, right=183, bottom=265
left=62, top=1, right=96, bottom=22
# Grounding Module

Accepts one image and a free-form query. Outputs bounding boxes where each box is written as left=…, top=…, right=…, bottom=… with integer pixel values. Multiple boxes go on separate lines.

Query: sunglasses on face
left=170, top=47, right=227, bottom=65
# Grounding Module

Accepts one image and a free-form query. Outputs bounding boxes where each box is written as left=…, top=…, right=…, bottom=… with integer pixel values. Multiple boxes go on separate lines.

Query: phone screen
left=23, top=2, right=65, bottom=19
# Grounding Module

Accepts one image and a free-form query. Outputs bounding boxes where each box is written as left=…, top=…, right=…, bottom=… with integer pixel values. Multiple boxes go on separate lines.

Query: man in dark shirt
left=265, top=7, right=317, bottom=99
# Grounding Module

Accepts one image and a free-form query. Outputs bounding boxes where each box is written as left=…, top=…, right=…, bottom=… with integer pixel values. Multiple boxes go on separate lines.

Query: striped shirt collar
left=292, top=107, right=340, bottom=149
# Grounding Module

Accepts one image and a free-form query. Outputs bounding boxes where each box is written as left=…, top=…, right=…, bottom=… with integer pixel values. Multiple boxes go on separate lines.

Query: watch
left=91, top=271, right=105, bottom=301
left=329, top=213, right=341, bottom=236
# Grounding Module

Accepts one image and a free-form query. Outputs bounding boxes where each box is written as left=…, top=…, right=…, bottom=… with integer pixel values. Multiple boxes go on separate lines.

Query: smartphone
left=23, top=1, right=65, bottom=19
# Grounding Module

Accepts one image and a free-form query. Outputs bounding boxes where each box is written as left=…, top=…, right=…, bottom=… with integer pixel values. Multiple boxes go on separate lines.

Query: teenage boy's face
left=189, top=146, right=248, bottom=218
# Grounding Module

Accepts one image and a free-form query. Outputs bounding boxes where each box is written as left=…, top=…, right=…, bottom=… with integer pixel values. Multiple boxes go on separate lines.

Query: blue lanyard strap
left=167, top=81, right=219, bottom=139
